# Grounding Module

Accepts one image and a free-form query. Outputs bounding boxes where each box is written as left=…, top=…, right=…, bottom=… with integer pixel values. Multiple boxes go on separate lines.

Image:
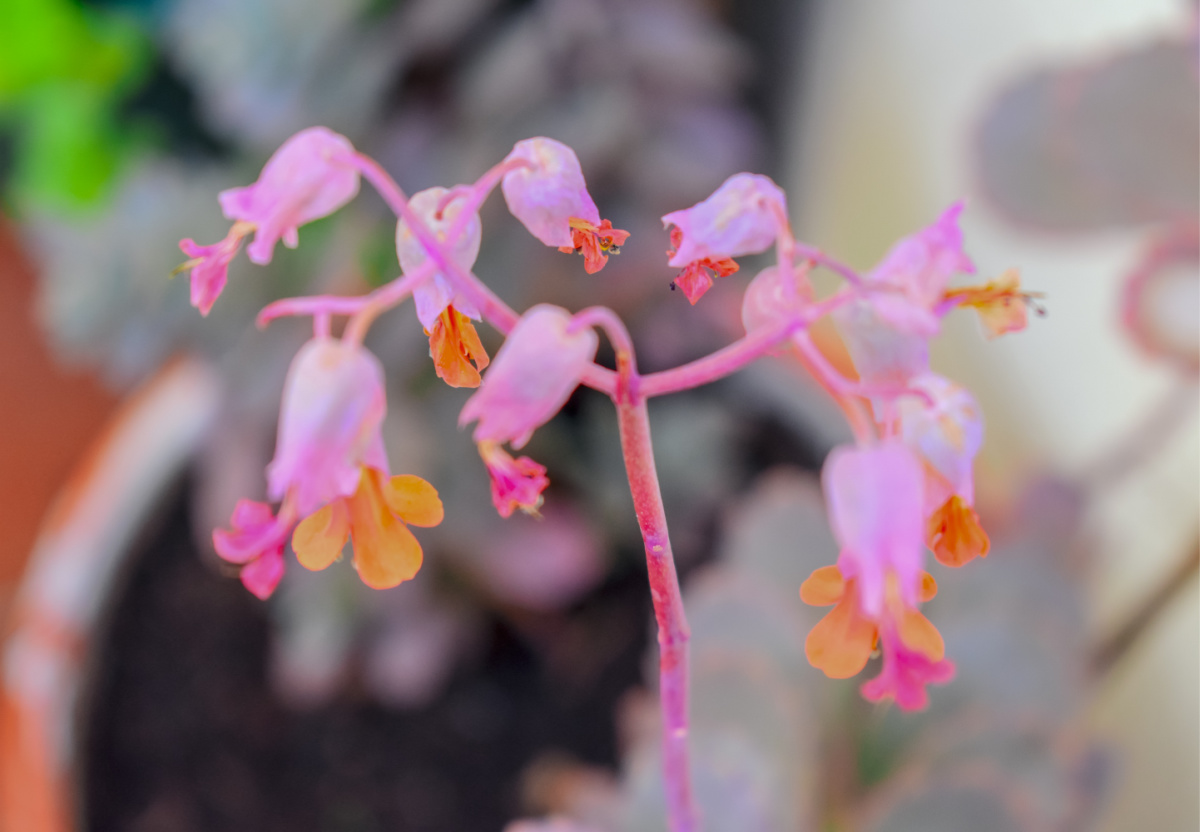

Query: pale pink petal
left=267, top=339, right=388, bottom=516
left=219, top=127, right=360, bottom=266
left=861, top=631, right=956, bottom=711
left=396, top=186, right=483, bottom=329
left=868, top=201, right=975, bottom=306
left=213, top=499, right=289, bottom=565
left=822, top=442, right=926, bottom=616
left=741, top=264, right=812, bottom=334
left=662, top=173, right=786, bottom=267
left=240, top=545, right=286, bottom=600
left=179, top=236, right=241, bottom=316
left=898, top=373, right=983, bottom=508
left=459, top=305, right=598, bottom=449
left=833, top=299, right=931, bottom=388
left=502, top=138, right=600, bottom=248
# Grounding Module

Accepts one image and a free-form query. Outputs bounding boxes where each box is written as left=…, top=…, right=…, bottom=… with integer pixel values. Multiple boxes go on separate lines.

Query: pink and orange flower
left=214, top=337, right=443, bottom=597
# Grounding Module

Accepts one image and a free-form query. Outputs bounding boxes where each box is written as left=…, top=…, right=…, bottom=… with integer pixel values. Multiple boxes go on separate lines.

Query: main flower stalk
left=616, top=365, right=697, bottom=832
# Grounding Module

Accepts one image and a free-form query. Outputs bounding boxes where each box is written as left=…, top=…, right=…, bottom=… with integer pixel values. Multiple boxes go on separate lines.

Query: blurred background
left=0, top=0, right=1195, bottom=830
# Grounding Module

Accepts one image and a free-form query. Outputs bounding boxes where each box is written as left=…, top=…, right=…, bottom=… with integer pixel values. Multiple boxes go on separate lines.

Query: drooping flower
left=502, top=138, right=629, bottom=273
left=219, top=126, right=360, bottom=265
left=396, top=187, right=490, bottom=387
left=478, top=441, right=550, bottom=518
left=460, top=305, right=598, bottom=449
left=459, top=305, right=597, bottom=518
left=661, top=173, right=787, bottom=303
left=822, top=441, right=927, bottom=617
left=898, top=374, right=990, bottom=567
left=176, top=127, right=360, bottom=316
left=214, top=337, right=443, bottom=597
left=803, top=441, right=957, bottom=709
left=266, top=338, right=389, bottom=518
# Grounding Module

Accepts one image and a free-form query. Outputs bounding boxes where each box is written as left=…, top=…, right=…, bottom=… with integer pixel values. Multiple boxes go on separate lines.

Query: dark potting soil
left=82, top=482, right=652, bottom=832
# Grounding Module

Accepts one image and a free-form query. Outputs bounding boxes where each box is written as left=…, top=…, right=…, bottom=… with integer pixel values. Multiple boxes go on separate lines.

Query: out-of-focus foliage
left=975, top=31, right=1199, bottom=373
left=0, top=0, right=152, bottom=208
left=976, top=39, right=1198, bottom=231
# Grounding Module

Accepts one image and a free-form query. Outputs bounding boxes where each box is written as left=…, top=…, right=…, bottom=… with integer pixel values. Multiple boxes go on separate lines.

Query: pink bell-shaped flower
left=898, top=374, right=991, bottom=568
left=219, top=127, right=360, bottom=265
left=396, top=186, right=484, bottom=329
left=502, top=138, right=601, bottom=248
left=266, top=338, right=389, bottom=518
left=662, top=173, right=787, bottom=268
left=822, top=441, right=926, bottom=618
left=459, top=305, right=598, bottom=449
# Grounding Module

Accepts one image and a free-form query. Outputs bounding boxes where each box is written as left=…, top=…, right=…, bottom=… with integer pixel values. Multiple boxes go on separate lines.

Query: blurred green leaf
left=0, top=0, right=152, bottom=209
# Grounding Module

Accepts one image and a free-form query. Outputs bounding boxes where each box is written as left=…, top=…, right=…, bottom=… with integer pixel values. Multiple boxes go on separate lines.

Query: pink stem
left=640, top=318, right=799, bottom=398
left=257, top=294, right=373, bottom=328
left=790, top=330, right=933, bottom=408
left=346, top=152, right=521, bottom=335
left=793, top=242, right=864, bottom=289
left=617, top=393, right=698, bottom=832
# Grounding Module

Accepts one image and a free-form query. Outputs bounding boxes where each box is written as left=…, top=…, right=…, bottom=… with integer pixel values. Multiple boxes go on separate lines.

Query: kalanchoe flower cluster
left=180, top=127, right=1038, bottom=832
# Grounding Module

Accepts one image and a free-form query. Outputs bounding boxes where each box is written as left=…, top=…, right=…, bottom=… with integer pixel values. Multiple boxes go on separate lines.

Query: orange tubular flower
left=427, top=305, right=490, bottom=388
left=292, top=468, right=444, bottom=590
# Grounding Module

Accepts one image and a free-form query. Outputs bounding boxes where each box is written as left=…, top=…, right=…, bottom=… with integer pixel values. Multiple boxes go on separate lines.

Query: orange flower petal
left=927, top=495, right=990, bottom=567
left=800, top=565, right=846, bottom=606
left=382, top=474, right=444, bottom=528
left=347, top=469, right=424, bottom=589
left=896, top=607, right=945, bottom=662
left=292, top=499, right=350, bottom=571
left=805, top=588, right=877, bottom=679
left=428, top=306, right=489, bottom=388
left=918, top=571, right=938, bottom=603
